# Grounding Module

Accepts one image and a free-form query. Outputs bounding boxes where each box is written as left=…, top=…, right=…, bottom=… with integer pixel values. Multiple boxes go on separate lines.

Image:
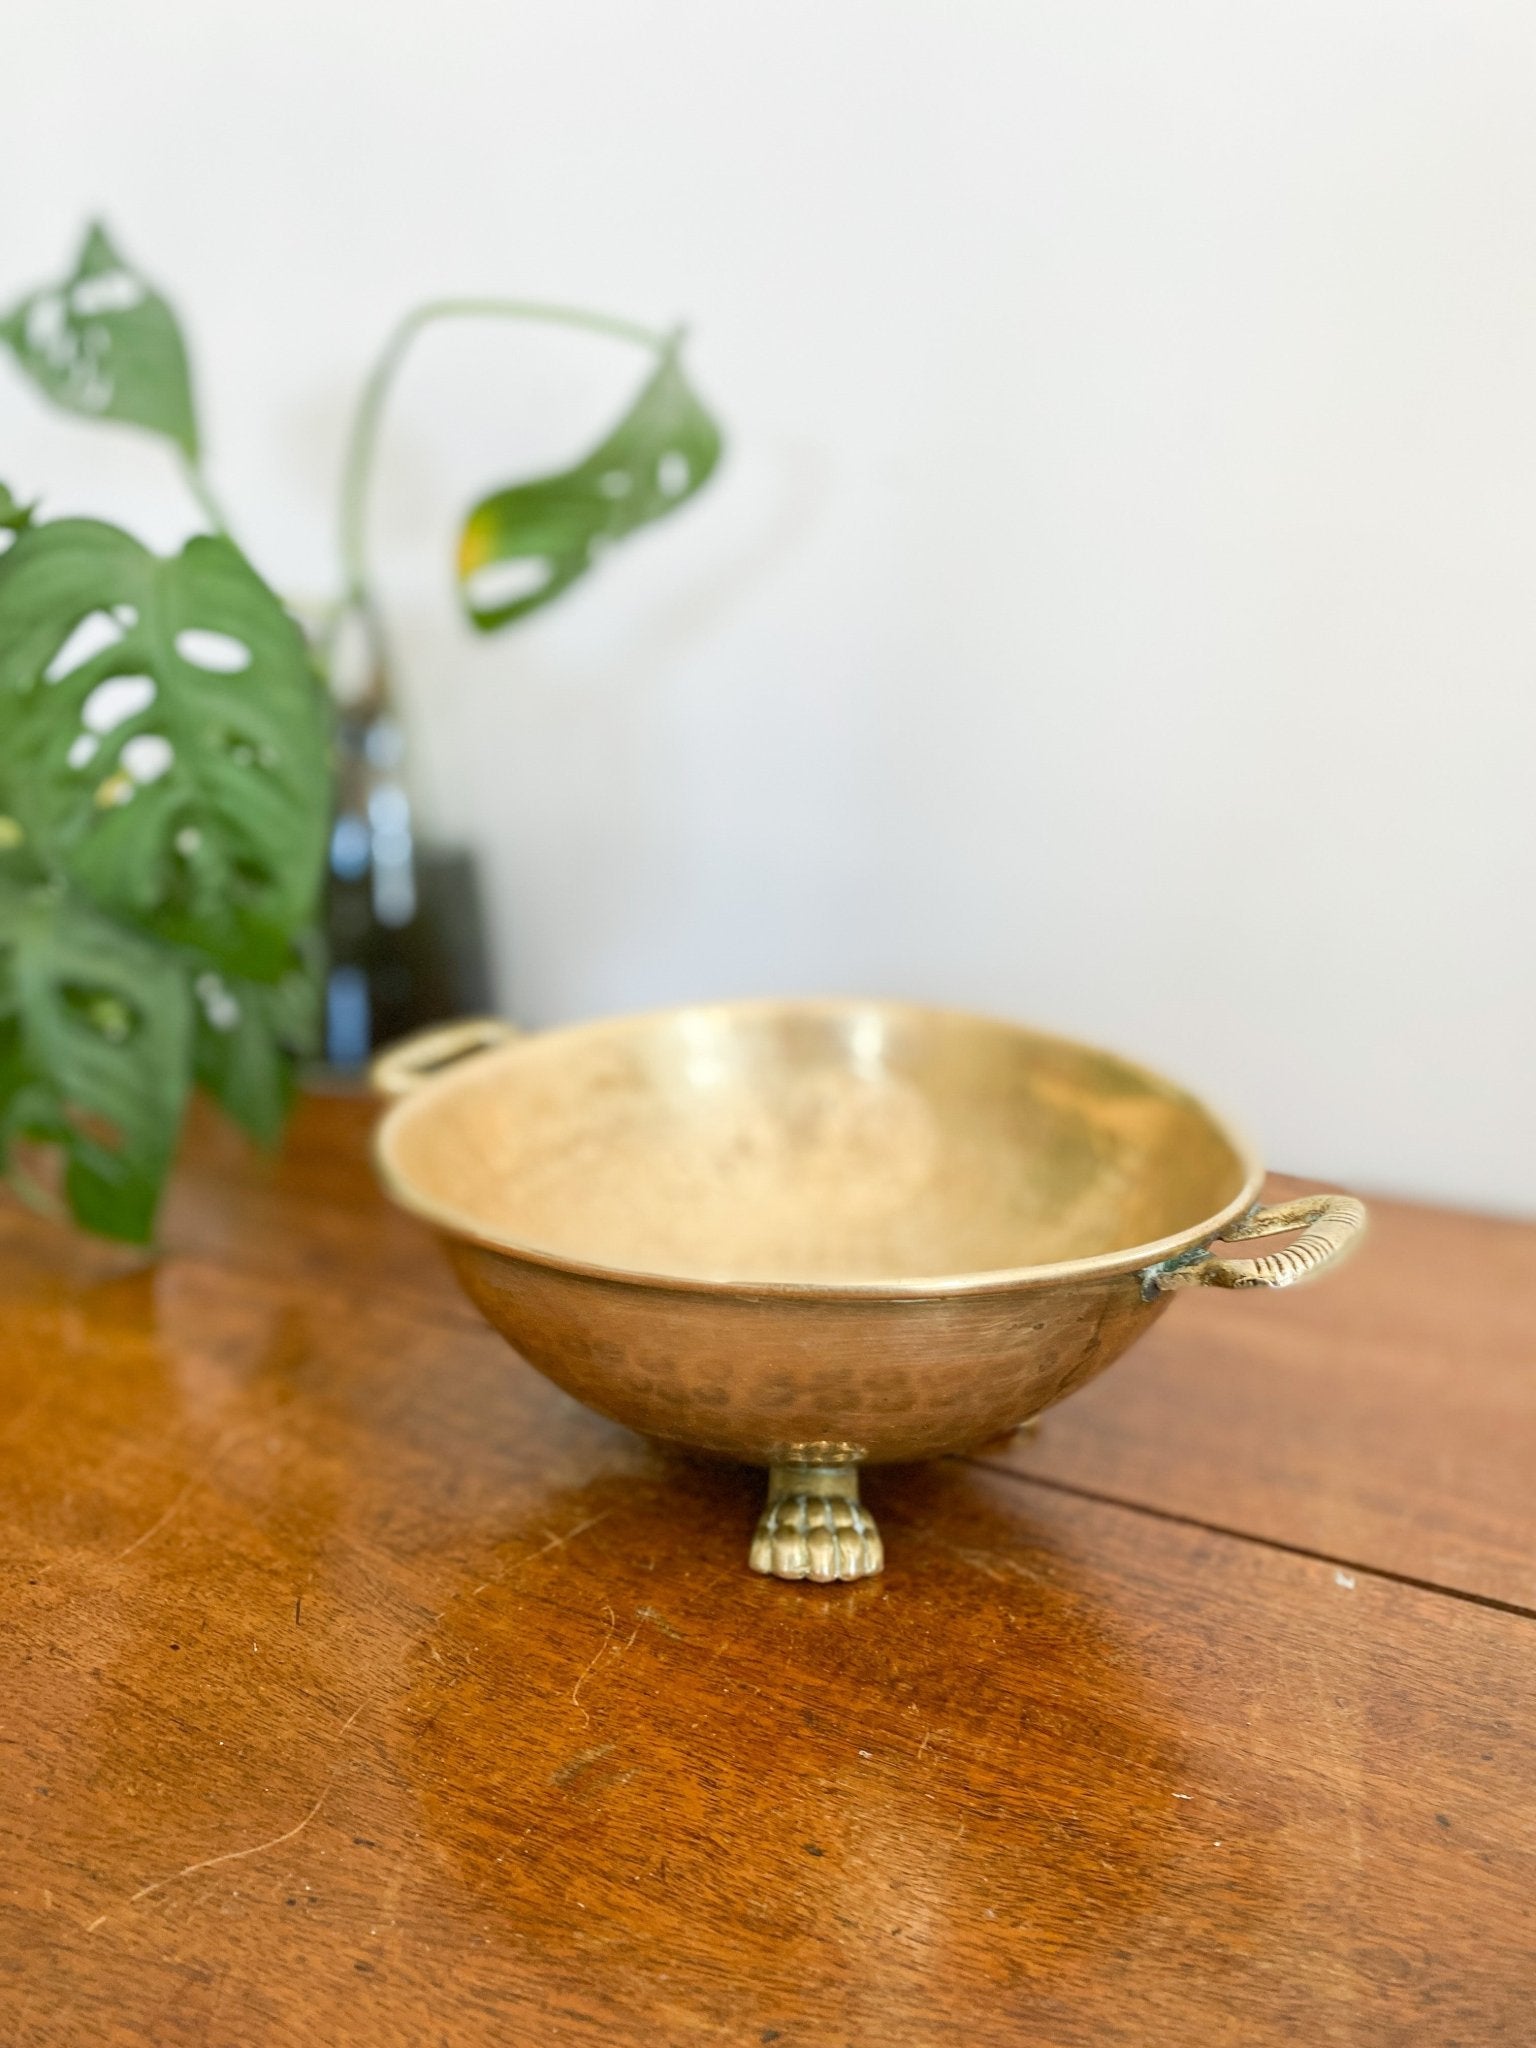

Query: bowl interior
left=379, top=1002, right=1252, bottom=1287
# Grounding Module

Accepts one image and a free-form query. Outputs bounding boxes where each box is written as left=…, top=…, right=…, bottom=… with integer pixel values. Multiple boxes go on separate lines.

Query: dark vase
left=321, top=694, right=494, bottom=1071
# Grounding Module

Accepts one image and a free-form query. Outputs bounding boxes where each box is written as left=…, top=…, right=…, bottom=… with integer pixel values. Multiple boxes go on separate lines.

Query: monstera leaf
left=0, top=876, right=193, bottom=1240
left=192, top=955, right=319, bottom=1148
left=0, top=510, right=329, bottom=1230
left=0, top=517, right=329, bottom=977
left=0, top=240, right=730, bottom=1241
left=0, top=482, right=34, bottom=535
left=456, top=339, right=722, bottom=630
left=0, top=222, right=199, bottom=458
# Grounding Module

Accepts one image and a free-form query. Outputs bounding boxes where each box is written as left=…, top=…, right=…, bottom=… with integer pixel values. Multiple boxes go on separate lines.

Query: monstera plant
left=0, top=223, right=723, bottom=1241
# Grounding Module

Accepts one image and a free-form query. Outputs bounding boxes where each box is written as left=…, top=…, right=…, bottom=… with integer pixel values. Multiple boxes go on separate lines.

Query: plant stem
left=337, top=297, right=669, bottom=619
left=178, top=453, right=233, bottom=538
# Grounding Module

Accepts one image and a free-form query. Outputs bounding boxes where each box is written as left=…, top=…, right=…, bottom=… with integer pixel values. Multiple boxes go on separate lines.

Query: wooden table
left=2, top=1095, right=1533, bottom=2046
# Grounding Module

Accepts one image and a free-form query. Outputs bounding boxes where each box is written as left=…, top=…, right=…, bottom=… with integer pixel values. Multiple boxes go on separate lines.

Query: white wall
left=3, top=0, right=1534, bottom=1213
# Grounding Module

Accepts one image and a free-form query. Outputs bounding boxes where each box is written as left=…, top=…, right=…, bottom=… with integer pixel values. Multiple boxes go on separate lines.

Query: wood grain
left=981, top=1175, right=1536, bottom=1611
left=0, top=1101, right=1532, bottom=2046
left=148, top=1103, right=1536, bottom=1608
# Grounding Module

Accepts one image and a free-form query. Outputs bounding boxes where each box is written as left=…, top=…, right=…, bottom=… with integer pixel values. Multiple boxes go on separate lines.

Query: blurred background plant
left=0, top=221, right=723, bottom=1242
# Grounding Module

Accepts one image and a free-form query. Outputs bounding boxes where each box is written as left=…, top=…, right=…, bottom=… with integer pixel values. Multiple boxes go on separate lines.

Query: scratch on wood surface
left=86, top=1775, right=338, bottom=1931
left=533, top=1511, right=611, bottom=1560
left=84, top=1698, right=368, bottom=1932
left=466, top=1512, right=613, bottom=1606
left=569, top=1642, right=607, bottom=1727
left=570, top=1605, right=623, bottom=1727
left=552, top=1743, right=616, bottom=1788
left=109, top=1422, right=264, bottom=1570
left=636, top=1605, right=685, bottom=1640
left=113, top=1480, right=197, bottom=1563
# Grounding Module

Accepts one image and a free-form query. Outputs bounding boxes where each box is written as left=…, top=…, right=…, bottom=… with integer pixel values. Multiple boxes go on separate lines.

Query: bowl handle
left=1145, top=1193, right=1367, bottom=1294
left=369, top=1017, right=520, bottom=1098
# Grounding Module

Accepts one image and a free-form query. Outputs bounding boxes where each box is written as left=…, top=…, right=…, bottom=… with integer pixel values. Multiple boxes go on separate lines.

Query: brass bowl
left=373, top=1000, right=1365, bottom=1583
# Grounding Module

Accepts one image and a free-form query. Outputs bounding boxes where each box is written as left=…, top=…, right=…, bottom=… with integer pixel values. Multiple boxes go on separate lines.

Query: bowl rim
left=373, top=996, right=1266, bottom=1299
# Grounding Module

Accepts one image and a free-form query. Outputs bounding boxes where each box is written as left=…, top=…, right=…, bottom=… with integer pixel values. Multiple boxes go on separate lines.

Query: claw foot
left=749, top=1464, right=883, bottom=1582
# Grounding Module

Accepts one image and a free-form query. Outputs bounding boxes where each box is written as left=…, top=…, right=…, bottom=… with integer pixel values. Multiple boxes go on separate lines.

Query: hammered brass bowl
left=373, top=1000, right=1365, bottom=1583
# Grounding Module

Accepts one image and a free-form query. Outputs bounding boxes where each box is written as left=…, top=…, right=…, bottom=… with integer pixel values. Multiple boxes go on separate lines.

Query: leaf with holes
left=192, top=948, right=320, bottom=1147
left=0, top=515, right=330, bottom=978
left=0, top=222, right=199, bottom=458
left=457, top=339, right=723, bottom=630
left=0, top=876, right=193, bottom=1241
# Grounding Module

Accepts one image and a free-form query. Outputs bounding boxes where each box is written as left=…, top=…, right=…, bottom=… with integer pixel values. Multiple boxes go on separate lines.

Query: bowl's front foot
left=748, top=1462, right=883, bottom=1583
